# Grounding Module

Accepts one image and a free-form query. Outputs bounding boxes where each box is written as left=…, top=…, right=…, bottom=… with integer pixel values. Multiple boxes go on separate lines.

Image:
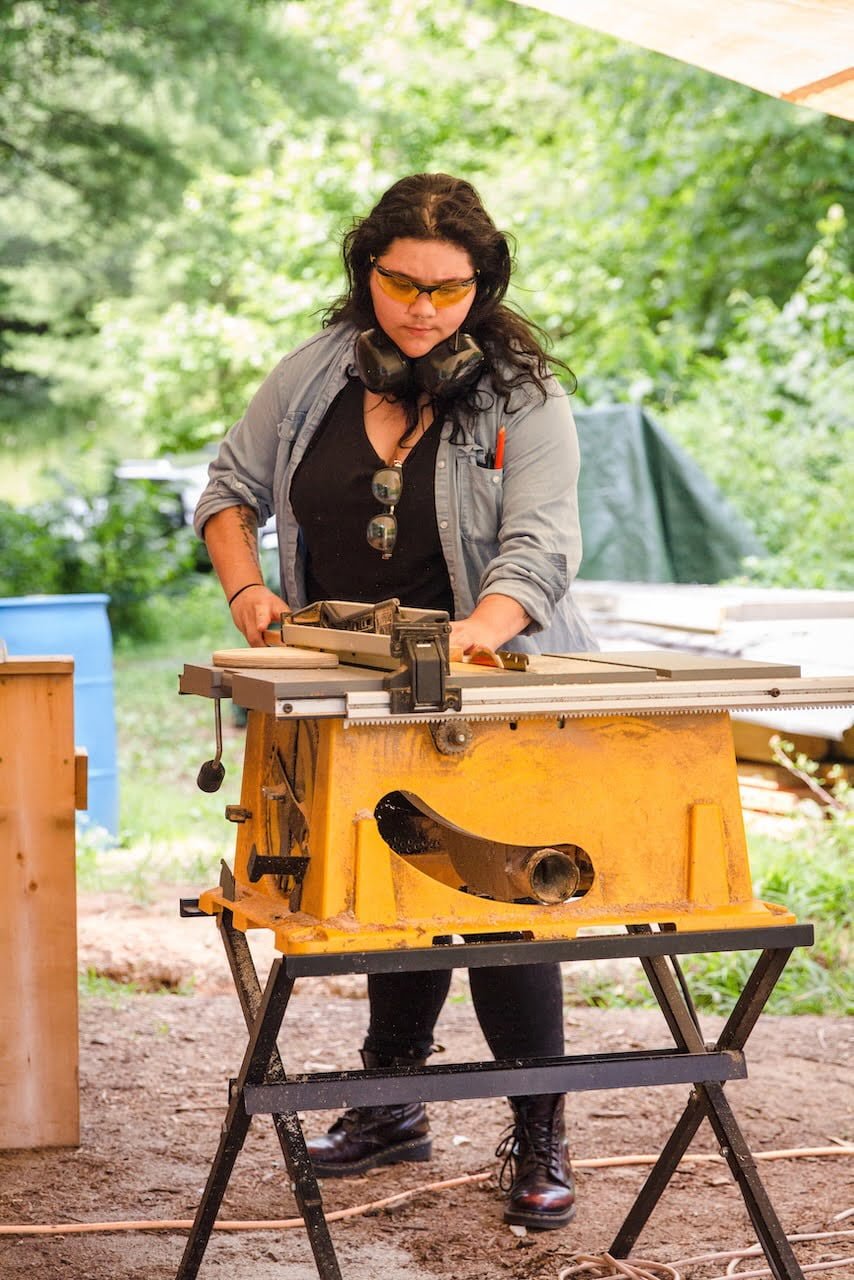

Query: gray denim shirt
left=194, top=324, right=596, bottom=655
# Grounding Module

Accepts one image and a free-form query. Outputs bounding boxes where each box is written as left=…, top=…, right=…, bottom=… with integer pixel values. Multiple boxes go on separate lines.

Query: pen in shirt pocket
left=493, top=425, right=506, bottom=470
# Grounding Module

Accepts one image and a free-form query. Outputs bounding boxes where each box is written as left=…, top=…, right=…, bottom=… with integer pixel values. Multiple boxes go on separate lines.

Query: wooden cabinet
left=0, top=657, right=83, bottom=1149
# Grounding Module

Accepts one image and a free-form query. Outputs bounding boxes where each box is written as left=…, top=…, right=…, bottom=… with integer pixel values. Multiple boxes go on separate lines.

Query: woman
left=195, top=173, right=596, bottom=1231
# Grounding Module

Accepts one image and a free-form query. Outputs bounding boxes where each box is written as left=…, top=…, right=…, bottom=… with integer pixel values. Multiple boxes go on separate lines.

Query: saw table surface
left=179, top=649, right=854, bottom=723
left=181, top=652, right=649, bottom=696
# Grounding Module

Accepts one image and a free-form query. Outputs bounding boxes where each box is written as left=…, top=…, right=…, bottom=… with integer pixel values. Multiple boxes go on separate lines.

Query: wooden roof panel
left=515, top=0, right=854, bottom=120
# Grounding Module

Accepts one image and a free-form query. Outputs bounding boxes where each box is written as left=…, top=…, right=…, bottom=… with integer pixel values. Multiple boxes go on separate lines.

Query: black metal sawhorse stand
left=175, top=900, right=813, bottom=1280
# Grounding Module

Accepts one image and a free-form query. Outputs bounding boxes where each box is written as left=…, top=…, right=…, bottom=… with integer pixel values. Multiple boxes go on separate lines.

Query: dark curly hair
left=324, top=173, right=575, bottom=433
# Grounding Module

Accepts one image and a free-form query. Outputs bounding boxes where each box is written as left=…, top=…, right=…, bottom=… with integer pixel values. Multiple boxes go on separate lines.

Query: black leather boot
left=306, top=1050, right=431, bottom=1178
left=496, top=1094, right=576, bottom=1229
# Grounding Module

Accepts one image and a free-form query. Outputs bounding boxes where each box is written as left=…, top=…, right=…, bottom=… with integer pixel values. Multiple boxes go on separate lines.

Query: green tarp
left=574, top=404, right=764, bottom=583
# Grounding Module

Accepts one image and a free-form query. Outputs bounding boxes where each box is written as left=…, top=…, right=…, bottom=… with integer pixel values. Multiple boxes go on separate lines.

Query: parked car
left=114, top=458, right=210, bottom=528
left=114, top=457, right=279, bottom=584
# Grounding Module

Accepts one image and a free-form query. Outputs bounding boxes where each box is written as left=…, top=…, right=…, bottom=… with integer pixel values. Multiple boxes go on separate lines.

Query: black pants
left=364, top=963, right=565, bottom=1064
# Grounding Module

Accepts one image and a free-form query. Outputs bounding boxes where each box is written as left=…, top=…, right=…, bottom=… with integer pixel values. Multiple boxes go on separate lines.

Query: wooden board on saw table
left=572, top=651, right=801, bottom=680
left=212, top=646, right=339, bottom=669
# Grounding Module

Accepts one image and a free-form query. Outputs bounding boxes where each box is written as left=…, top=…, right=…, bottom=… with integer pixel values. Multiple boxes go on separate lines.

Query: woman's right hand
left=229, top=585, right=290, bottom=647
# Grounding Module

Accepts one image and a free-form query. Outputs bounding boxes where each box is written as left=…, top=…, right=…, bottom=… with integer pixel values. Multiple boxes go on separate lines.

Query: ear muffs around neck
left=355, top=328, right=484, bottom=398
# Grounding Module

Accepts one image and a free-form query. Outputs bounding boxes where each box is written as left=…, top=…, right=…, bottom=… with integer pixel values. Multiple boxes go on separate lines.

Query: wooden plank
left=739, top=760, right=853, bottom=792
left=179, top=663, right=226, bottom=699
left=731, top=719, right=831, bottom=764
left=212, top=645, right=339, bottom=669
left=0, top=663, right=80, bottom=1148
left=458, top=655, right=649, bottom=682
left=515, top=0, right=854, bottom=121
left=517, top=655, right=647, bottom=678
left=578, top=651, right=801, bottom=680
left=738, top=779, right=813, bottom=816
left=281, top=623, right=392, bottom=659
left=74, top=748, right=88, bottom=811
left=572, top=582, right=854, bottom=629
left=0, top=656, right=74, bottom=675
left=587, top=590, right=726, bottom=633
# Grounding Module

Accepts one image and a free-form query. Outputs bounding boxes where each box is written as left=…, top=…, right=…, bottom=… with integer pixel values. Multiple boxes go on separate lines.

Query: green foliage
left=112, top=570, right=238, bottom=659
left=565, top=968, right=650, bottom=1010
left=662, top=206, right=854, bottom=587
left=113, top=576, right=244, bottom=853
left=60, top=477, right=200, bottom=636
left=0, top=0, right=348, bottom=421
left=681, top=811, right=852, bottom=1015
left=78, top=969, right=143, bottom=1002
left=0, top=499, right=72, bottom=594
left=567, top=807, right=853, bottom=1016
left=0, top=477, right=199, bottom=636
left=1, top=0, right=851, bottom=583
left=77, top=967, right=191, bottom=998
left=77, top=578, right=244, bottom=898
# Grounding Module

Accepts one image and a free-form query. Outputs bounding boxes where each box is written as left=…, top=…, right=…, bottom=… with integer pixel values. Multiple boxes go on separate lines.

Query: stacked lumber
left=578, top=582, right=854, bottom=816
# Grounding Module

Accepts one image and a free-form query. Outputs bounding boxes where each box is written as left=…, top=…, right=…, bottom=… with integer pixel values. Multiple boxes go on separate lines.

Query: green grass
left=567, top=814, right=853, bottom=1016
left=680, top=819, right=852, bottom=1016
left=78, top=969, right=144, bottom=1002
left=78, top=577, right=246, bottom=900
left=78, top=969, right=194, bottom=1000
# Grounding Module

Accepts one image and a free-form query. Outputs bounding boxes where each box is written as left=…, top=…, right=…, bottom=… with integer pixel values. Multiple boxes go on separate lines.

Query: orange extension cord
left=0, top=1144, right=850, bottom=1250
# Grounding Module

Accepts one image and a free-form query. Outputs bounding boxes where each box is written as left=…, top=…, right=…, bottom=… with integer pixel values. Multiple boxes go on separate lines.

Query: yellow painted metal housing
left=198, top=708, right=794, bottom=954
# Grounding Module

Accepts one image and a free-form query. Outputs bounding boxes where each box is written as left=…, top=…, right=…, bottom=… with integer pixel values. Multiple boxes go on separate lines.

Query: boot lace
left=336, top=1101, right=414, bottom=1135
left=494, top=1112, right=556, bottom=1191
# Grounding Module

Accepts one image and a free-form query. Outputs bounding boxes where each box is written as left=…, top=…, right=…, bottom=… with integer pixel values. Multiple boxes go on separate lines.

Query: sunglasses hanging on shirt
left=366, top=461, right=403, bottom=559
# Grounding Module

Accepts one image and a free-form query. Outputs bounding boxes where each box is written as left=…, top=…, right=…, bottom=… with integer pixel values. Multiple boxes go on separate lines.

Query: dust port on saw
left=374, top=790, right=595, bottom=907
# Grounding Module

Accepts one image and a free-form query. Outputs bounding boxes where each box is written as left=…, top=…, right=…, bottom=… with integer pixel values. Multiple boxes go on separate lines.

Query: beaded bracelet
left=227, top=582, right=263, bottom=607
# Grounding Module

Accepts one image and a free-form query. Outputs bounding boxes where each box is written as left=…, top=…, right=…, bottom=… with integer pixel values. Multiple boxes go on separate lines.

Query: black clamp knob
left=197, top=697, right=225, bottom=793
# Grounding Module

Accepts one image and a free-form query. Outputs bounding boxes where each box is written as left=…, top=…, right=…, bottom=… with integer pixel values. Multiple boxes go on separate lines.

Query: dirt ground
left=0, top=888, right=852, bottom=1280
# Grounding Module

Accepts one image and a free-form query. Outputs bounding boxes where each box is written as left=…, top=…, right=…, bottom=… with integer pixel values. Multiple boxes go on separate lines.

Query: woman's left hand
left=450, top=594, right=530, bottom=654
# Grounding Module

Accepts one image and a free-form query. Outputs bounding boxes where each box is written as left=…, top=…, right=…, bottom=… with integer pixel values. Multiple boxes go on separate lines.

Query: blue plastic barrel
left=0, top=594, right=118, bottom=834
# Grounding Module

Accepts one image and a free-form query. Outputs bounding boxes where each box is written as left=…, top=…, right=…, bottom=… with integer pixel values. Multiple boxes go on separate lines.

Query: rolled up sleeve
left=193, top=361, right=286, bottom=539
left=478, top=387, right=582, bottom=633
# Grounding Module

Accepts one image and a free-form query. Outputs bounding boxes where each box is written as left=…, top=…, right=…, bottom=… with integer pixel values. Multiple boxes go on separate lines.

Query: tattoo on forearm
left=237, top=507, right=260, bottom=566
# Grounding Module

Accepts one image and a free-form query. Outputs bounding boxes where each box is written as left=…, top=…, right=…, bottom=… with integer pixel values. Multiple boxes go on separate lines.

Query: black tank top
left=290, top=378, right=454, bottom=613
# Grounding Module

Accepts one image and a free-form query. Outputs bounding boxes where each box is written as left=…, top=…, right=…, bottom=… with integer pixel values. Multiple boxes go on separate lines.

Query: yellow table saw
left=174, top=604, right=854, bottom=1280
left=179, top=606, right=851, bottom=952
